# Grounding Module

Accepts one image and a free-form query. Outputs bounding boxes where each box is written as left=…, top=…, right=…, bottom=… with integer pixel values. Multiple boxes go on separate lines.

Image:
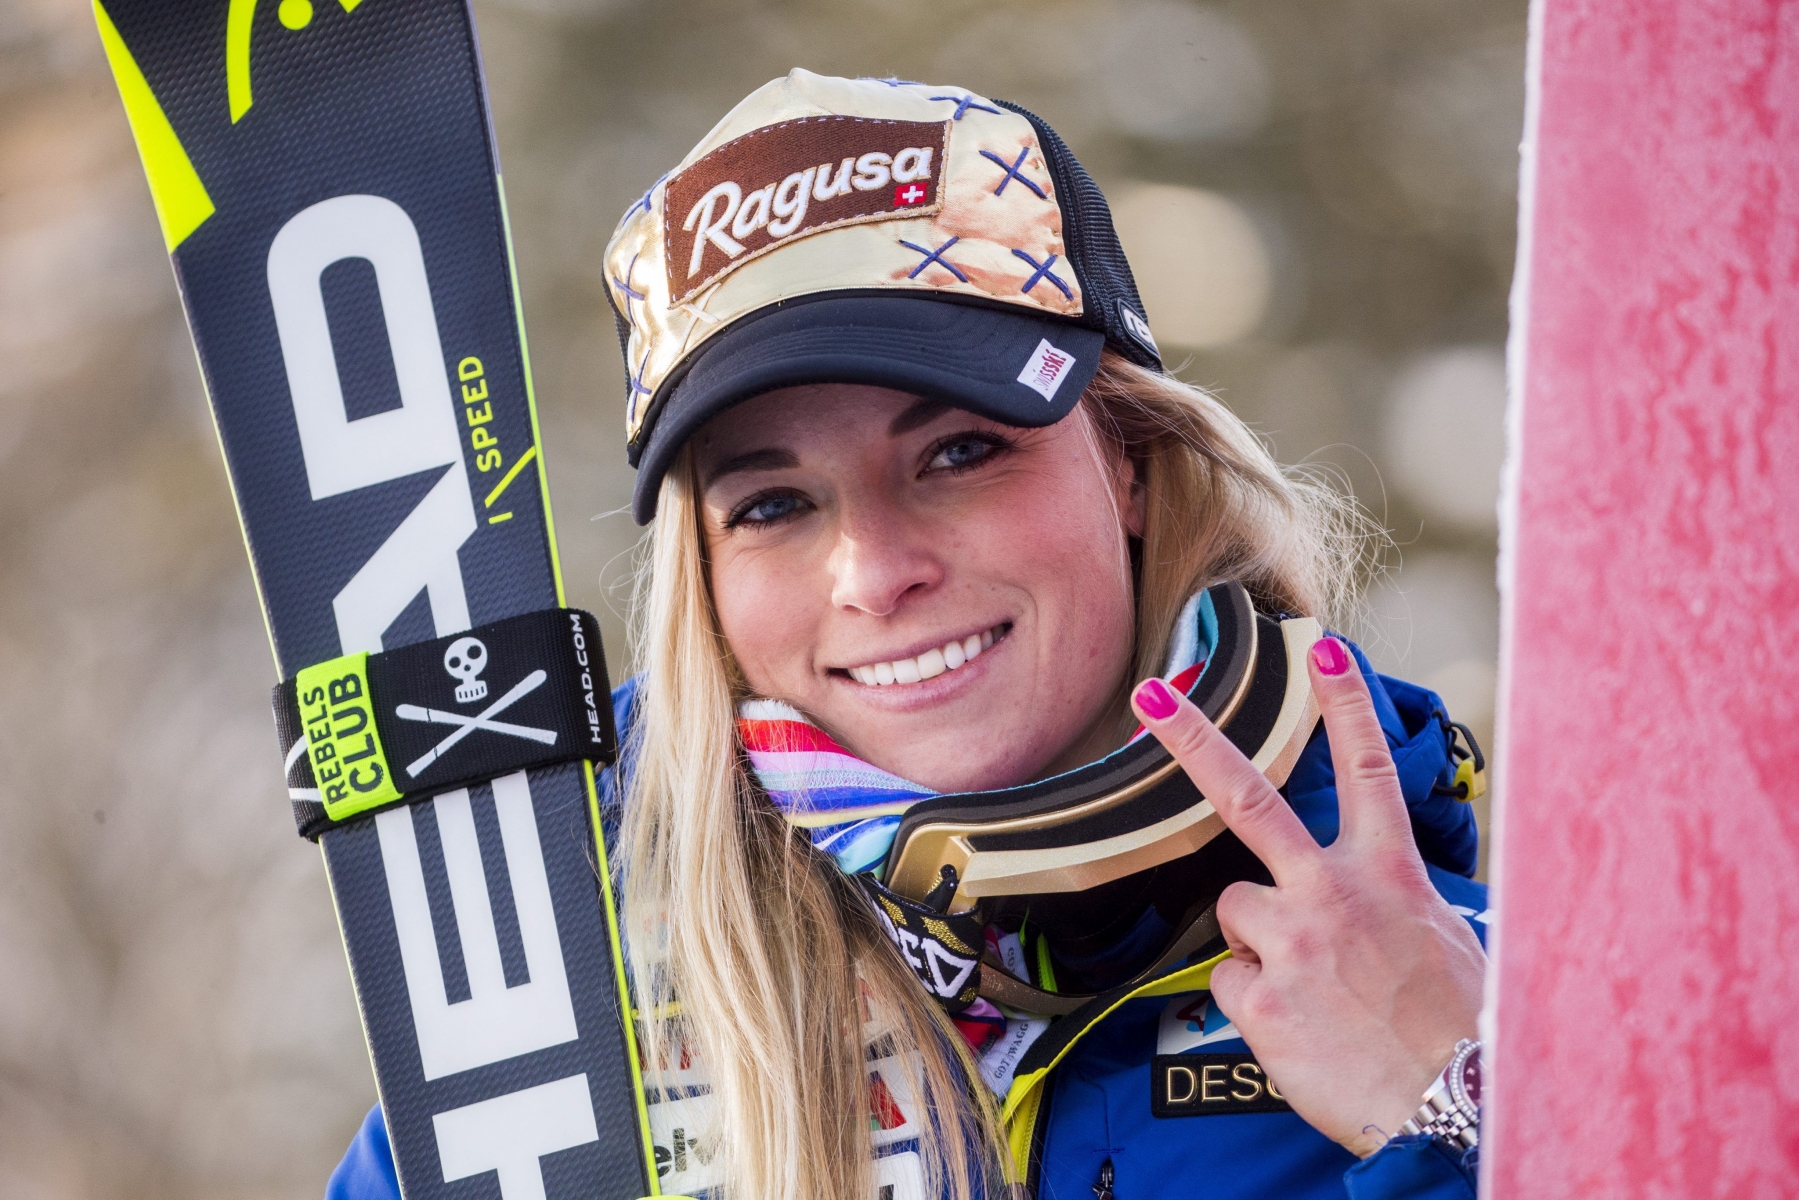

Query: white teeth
left=846, top=626, right=1004, bottom=687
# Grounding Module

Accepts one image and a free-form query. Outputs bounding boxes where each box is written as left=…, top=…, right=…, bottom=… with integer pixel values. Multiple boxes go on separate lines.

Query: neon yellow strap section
left=1005, top=1079, right=1044, bottom=1180
left=296, top=653, right=402, bottom=820
left=94, top=1, right=215, bottom=249
left=1000, top=948, right=1233, bottom=1126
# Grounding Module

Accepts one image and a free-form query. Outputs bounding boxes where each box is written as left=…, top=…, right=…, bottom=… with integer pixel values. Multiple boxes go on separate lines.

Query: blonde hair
left=619, top=350, right=1373, bottom=1200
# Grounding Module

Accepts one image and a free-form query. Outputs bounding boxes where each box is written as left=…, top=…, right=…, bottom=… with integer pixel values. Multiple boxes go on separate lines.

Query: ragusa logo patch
left=664, top=116, right=950, bottom=301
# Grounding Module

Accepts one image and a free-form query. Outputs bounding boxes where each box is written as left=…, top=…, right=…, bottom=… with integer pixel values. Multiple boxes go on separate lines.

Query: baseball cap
left=604, top=69, right=1164, bottom=522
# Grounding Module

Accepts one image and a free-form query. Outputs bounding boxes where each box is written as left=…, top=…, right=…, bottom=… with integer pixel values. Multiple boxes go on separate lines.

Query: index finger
left=1131, top=676, right=1320, bottom=884
left=1307, top=636, right=1413, bottom=851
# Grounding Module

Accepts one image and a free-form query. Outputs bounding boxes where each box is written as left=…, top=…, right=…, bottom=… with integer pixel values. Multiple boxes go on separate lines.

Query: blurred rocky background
left=0, top=0, right=1521, bottom=1195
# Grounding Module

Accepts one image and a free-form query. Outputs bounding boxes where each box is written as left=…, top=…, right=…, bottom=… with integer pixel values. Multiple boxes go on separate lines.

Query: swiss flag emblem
left=894, top=182, right=928, bottom=207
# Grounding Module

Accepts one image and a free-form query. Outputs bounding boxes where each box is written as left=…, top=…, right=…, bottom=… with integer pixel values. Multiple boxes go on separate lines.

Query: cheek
left=1032, top=517, right=1135, bottom=638
left=966, top=466, right=1137, bottom=654
left=708, top=545, right=819, bottom=690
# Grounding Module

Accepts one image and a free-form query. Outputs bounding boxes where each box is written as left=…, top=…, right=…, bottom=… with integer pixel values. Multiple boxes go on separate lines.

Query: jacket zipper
left=1092, top=1157, right=1115, bottom=1200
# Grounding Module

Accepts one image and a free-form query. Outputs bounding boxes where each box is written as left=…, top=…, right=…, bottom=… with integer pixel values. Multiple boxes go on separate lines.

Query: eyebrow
left=703, top=400, right=953, bottom=486
left=889, top=398, right=950, bottom=436
left=702, top=447, right=800, bottom=487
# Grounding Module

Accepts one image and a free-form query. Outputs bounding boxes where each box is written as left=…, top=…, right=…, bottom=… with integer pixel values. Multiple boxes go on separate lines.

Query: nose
left=827, top=496, right=944, bottom=617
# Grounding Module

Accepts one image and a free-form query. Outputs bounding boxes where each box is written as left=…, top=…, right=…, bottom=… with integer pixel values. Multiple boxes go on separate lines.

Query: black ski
left=94, top=3, right=656, bottom=1197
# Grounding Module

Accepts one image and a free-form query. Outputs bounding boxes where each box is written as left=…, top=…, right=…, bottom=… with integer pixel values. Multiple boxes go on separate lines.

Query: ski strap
left=273, top=608, right=617, bottom=839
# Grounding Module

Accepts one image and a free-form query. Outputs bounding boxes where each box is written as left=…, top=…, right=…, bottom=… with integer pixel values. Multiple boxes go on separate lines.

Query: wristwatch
left=1399, top=1038, right=1481, bottom=1150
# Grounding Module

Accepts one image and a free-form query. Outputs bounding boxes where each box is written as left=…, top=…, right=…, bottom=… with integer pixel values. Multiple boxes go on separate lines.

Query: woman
left=331, top=70, right=1489, bottom=1200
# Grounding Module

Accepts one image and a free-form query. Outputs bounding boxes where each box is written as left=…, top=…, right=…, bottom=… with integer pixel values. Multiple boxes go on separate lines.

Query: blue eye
left=927, top=434, right=1002, bottom=472
left=731, top=491, right=808, bottom=526
left=747, top=495, right=801, bottom=521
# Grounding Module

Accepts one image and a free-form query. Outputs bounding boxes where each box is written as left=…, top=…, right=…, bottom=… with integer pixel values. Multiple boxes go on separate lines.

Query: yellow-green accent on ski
left=227, top=0, right=257, bottom=121
left=495, top=175, right=565, bottom=607
left=231, top=0, right=372, bottom=121
left=94, top=0, right=216, bottom=249
left=484, top=443, right=538, bottom=509
left=583, top=763, right=664, bottom=1194
left=497, top=169, right=662, bottom=1188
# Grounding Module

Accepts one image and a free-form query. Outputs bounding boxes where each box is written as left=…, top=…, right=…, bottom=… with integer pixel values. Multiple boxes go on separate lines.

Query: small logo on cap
left=1118, top=303, right=1160, bottom=357
left=1017, top=339, right=1077, bottom=401
left=894, top=182, right=928, bottom=206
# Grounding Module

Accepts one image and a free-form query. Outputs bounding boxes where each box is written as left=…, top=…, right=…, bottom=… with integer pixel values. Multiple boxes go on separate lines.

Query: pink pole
left=1488, top=0, right=1799, bottom=1194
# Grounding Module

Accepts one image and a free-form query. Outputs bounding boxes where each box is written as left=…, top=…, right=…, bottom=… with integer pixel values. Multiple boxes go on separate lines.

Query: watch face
left=1456, top=1047, right=1483, bottom=1109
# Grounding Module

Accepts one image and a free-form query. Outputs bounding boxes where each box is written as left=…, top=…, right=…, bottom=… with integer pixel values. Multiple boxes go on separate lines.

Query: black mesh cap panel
left=993, top=99, right=1164, bottom=371
left=604, top=282, right=633, bottom=410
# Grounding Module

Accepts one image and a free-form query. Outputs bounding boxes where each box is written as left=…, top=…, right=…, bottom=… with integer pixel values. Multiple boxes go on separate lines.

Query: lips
left=843, top=623, right=1008, bottom=687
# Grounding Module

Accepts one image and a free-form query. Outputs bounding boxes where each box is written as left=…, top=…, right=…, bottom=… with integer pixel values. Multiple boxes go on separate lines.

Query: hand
left=1130, top=636, right=1485, bottom=1157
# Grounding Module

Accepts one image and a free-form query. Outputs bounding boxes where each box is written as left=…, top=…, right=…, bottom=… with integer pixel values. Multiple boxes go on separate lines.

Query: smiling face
left=694, top=383, right=1144, bottom=792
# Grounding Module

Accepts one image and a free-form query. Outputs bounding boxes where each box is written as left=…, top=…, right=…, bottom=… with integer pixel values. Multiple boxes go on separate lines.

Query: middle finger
left=1131, top=677, right=1321, bottom=886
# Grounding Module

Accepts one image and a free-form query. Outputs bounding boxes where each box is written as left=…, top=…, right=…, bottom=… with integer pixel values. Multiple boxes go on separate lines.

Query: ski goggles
left=865, top=582, right=1321, bottom=1014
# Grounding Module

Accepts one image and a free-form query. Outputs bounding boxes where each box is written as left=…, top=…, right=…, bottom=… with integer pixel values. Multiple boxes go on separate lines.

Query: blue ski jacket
left=328, top=642, right=1487, bottom=1200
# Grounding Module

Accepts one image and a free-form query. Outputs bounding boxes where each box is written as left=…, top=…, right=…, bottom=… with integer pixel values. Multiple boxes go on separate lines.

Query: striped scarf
left=737, top=590, right=1216, bottom=877
left=733, top=590, right=1223, bottom=1072
left=735, top=699, right=934, bottom=876
left=737, top=587, right=1218, bottom=876
left=735, top=590, right=1217, bottom=1073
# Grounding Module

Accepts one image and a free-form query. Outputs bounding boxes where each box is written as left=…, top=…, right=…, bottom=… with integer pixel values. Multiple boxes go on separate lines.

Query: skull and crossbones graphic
left=393, top=637, right=558, bottom=778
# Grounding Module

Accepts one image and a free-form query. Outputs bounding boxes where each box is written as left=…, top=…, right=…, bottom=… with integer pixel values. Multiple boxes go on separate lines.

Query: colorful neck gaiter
left=737, top=587, right=1218, bottom=876
left=736, top=590, right=1217, bottom=1079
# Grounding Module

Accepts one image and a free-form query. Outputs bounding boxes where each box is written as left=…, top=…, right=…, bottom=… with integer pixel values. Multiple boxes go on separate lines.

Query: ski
left=93, top=3, right=656, bottom=1197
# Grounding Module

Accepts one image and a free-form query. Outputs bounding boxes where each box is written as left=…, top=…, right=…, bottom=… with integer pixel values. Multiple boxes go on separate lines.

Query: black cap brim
left=630, top=293, right=1105, bottom=522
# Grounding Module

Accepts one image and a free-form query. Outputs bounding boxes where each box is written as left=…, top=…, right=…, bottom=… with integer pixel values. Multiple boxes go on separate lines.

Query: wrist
left=1396, top=1038, right=1482, bottom=1153
left=1338, top=1042, right=1467, bottom=1159
left=1342, top=1074, right=1440, bottom=1158
left=1344, top=1124, right=1401, bottom=1160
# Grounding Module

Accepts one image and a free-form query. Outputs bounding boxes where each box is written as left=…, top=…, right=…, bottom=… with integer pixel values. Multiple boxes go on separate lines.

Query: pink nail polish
left=1312, top=637, right=1350, bottom=676
left=1134, top=678, right=1179, bottom=720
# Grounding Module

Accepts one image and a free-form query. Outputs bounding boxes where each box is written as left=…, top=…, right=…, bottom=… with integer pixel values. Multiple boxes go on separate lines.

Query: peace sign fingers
left=1128, top=673, right=1321, bottom=886
left=1130, top=637, right=1484, bottom=1158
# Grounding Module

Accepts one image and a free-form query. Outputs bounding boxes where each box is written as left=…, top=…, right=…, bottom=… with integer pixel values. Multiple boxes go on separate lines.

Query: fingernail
left=1133, top=678, right=1179, bottom=720
left=1311, top=637, right=1350, bottom=676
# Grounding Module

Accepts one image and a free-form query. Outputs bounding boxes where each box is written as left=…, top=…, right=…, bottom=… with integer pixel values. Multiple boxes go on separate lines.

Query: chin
left=877, top=732, right=1052, bottom=794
